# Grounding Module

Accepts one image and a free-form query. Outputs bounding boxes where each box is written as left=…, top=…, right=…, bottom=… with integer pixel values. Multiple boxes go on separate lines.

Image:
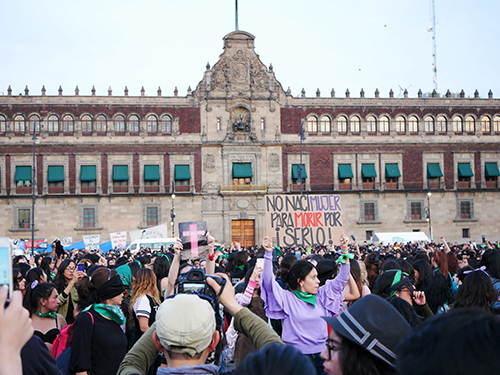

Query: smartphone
left=351, top=235, right=356, bottom=241
left=295, top=250, right=302, bottom=259
left=77, top=263, right=85, bottom=272
left=0, top=238, right=13, bottom=302
left=256, top=258, right=264, bottom=270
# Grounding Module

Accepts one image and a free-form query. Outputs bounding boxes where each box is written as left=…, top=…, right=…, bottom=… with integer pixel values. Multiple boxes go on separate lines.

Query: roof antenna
left=235, top=0, right=239, bottom=30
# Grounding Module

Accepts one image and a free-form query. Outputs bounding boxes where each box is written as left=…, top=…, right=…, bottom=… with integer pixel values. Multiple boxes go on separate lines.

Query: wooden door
left=231, top=220, right=255, bottom=248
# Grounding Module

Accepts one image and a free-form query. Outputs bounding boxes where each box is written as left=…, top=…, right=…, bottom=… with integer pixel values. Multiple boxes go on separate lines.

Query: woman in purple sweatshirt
left=261, top=234, right=353, bottom=375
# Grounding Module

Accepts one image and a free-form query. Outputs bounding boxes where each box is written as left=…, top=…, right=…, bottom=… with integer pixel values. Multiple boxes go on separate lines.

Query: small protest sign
left=265, top=194, right=343, bottom=247
left=110, top=231, right=127, bottom=249
left=83, top=234, right=100, bottom=251
left=178, top=221, right=208, bottom=260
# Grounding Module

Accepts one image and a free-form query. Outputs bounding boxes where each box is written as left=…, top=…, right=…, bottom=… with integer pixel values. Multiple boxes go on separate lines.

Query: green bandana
left=389, top=270, right=409, bottom=297
left=50, top=271, right=55, bottom=281
left=83, top=304, right=126, bottom=326
left=235, top=265, right=244, bottom=271
left=336, top=251, right=354, bottom=265
left=33, top=310, right=57, bottom=320
left=293, top=290, right=317, bottom=307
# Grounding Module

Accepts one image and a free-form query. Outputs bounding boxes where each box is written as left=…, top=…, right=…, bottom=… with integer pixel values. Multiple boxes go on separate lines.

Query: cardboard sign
left=178, top=221, right=208, bottom=260
left=83, top=234, right=100, bottom=251
left=129, top=223, right=169, bottom=242
left=59, top=237, right=73, bottom=248
left=110, top=231, right=127, bottom=249
left=265, top=194, right=343, bottom=247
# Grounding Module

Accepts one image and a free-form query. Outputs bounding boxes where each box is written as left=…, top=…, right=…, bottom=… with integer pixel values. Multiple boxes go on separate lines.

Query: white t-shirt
left=133, top=294, right=152, bottom=319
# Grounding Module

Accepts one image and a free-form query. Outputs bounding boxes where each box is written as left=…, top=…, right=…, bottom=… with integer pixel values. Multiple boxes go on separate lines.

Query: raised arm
left=205, top=233, right=216, bottom=276
left=165, top=239, right=182, bottom=297
left=440, top=237, right=452, bottom=254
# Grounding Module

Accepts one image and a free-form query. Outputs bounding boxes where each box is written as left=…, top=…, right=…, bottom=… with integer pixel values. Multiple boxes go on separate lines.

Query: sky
left=1, top=0, right=499, bottom=99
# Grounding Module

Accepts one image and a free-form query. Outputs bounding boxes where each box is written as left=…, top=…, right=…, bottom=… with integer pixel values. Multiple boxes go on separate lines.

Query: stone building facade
left=1, top=30, right=499, bottom=246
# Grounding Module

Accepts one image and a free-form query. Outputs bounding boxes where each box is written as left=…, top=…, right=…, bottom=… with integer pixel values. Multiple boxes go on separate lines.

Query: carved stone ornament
left=203, top=154, right=216, bottom=173
left=268, top=153, right=280, bottom=172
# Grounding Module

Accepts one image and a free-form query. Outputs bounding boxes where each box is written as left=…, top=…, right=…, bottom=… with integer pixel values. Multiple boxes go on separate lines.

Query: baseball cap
left=155, top=294, right=216, bottom=356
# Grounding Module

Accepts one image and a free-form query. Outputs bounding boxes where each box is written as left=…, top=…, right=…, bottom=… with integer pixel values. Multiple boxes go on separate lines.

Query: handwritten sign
left=178, top=221, right=208, bottom=260
left=110, top=231, right=127, bottom=249
left=83, top=234, right=100, bottom=251
left=265, top=194, right=343, bottom=247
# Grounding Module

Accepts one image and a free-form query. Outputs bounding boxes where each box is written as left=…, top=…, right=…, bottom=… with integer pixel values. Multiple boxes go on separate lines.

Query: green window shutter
left=144, top=165, right=160, bottom=181
left=385, top=164, right=401, bottom=178
left=15, top=166, right=32, bottom=182
left=113, top=165, right=129, bottom=181
left=362, top=164, right=377, bottom=178
left=338, top=164, right=354, bottom=179
left=48, top=166, right=64, bottom=182
left=174, top=165, right=191, bottom=180
left=232, top=163, right=253, bottom=178
left=485, top=163, right=500, bottom=177
left=80, top=165, right=96, bottom=181
left=427, top=163, right=443, bottom=178
left=292, top=164, right=307, bottom=179
left=458, top=163, right=473, bottom=177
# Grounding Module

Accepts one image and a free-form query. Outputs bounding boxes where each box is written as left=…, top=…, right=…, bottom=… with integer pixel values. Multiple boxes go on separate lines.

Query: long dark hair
left=25, top=267, right=46, bottom=285
left=281, top=260, right=314, bottom=291
left=451, top=271, right=497, bottom=310
left=23, top=282, right=56, bottom=316
left=422, top=272, right=453, bottom=314
left=412, top=260, right=432, bottom=291
left=77, top=267, right=118, bottom=309
left=480, top=249, right=500, bottom=279
left=40, top=257, right=54, bottom=281
left=53, top=259, right=76, bottom=293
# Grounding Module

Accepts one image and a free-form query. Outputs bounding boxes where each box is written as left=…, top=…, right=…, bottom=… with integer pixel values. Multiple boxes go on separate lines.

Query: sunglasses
left=17, top=275, right=24, bottom=281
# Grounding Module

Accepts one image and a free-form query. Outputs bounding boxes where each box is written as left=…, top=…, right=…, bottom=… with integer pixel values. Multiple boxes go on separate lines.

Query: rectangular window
left=83, top=208, right=95, bottom=228
left=291, top=164, right=307, bottom=183
left=147, top=207, right=158, bottom=226
left=460, top=201, right=471, bottom=219
left=232, top=163, right=252, bottom=187
left=462, top=228, right=470, bottom=238
left=427, top=163, right=443, bottom=188
left=385, top=164, right=400, bottom=188
left=144, top=165, right=160, bottom=192
left=18, top=209, right=30, bottom=229
left=364, top=202, right=375, bottom=221
left=48, top=166, right=64, bottom=193
left=411, top=202, right=422, bottom=220
left=113, top=165, right=129, bottom=192
left=338, top=164, right=353, bottom=189
left=81, top=165, right=97, bottom=193
left=362, top=164, right=376, bottom=189
left=15, top=166, right=32, bottom=193
left=366, top=230, right=373, bottom=241
left=174, top=165, right=191, bottom=191
left=457, top=163, right=473, bottom=188
left=485, top=163, right=500, bottom=187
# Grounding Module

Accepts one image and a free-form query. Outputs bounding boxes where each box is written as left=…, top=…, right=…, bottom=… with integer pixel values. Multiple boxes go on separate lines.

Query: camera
left=177, top=267, right=226, bottom=301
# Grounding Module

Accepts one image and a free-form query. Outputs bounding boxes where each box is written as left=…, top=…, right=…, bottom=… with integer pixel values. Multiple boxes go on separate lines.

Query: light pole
left=31, top=125, right=37, bottom=256
left=424, top=184, right=433, bottom=241
left=170, top=181, right=175, bottom=237
left=297, top=120, right=305, bottom=195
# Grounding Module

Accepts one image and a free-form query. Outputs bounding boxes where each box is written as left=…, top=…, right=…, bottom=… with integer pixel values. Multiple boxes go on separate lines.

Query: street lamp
left=424, top=187, right=433, bottom=241
left=297, top=120, right=306, bottom=195
left=31, top=124, right=38, bottom=256
left=170, top=188, right=176, bottom=238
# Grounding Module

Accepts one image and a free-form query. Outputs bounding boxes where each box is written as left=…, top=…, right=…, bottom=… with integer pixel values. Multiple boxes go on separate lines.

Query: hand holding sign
left=178, top=221, right=209, bottom=260
left=262, top=237, right=273, bottom=252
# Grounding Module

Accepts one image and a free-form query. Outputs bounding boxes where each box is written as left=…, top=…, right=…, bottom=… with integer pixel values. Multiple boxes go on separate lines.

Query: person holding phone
left=261, top=234, right=356, bottom=375
left=54, top=259, right=85, bottom=324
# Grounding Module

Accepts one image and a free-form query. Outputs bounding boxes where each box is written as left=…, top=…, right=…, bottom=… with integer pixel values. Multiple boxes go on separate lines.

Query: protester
left=261, top=234, right=355, bottom=375
left=54, top=259, right=84, bottom=324
left=152, top=254, right=172, bottom=300
left=321, top=294, right=411, bottom=375
left=70, top=267, right=127, bottom=375
left=23, top=281, right=67, bottom=352
left=450, top=268, right=497, bottom=310
left=479, top=249, right=500, bottom=296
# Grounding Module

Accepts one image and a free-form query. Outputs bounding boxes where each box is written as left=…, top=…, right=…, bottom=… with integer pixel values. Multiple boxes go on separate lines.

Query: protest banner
left=129, top=223, right=169, bottom=242
left=59, top=237, right=73, bottom=247
left=265, top=194, right=343, bottom=247
left=25, top=239, right=48, bottom=251
left=83, top=234, right=100, bottom=251
left=178, top=221, right=208, bottom=260
left=110, top=231, right=127, bottom=249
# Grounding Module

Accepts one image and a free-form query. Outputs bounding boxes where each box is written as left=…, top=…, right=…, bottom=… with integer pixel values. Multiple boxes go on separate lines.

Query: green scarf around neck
left=293, top=289, right=317, bottom=307
left=235, top=265, right=244, bottom=271
left=83, top=304, right=126, bottom=325
left=33, top=310, right=57, bottom=320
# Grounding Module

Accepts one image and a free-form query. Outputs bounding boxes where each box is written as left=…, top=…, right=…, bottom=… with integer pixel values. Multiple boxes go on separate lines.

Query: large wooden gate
left=231, top=220, right=255, bottom=248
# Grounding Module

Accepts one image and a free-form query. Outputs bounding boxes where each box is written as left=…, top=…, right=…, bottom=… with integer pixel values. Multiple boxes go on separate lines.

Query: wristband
left=209, top=252, right=216, bottom=261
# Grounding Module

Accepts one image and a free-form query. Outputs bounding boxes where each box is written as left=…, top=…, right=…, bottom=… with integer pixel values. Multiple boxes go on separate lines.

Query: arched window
left=452, top=116, right=463, bottom=132
left=95, top=115, right=106, bottom=132
left=47, top=115, right=58, bottom=132
left=62, top=115, right=74, bottom=132
left=128, top=115, right=139, bottom=132
left=319, top=116, right=331, bottom=132
left=114, top=115, right=125, bottom=132
left=161, top=115, right=172, bottom=132
left=481, top=116, right=491, bottom=132
left=29, top=115, right=41, bottom=132
left=437, top=116, right=447, bottom=132
left=307, top=115, right=318, bottom=132
left=395, top=116, right=405, bottom=132
left=366, top=116, right=376, bottom=132
left=465, top=116, right=475, bottom=132
left=424, top=116, right=434, bottom=132
left=337, top=116, right=347, bottom=133
left=494, top=116, right=500, bottom=132
left=14, top=115, right=25, bottom=132
left=0, top=115, right=5, bottom=132
left=408, top=116, right=419, bottom=132
left=379, top=116, right=389, bottom=133
left=81, top=115, right=92, bottom=132
left=350, top=116, right=360, bottom=133
left=147, top=115, right=158, bottom=132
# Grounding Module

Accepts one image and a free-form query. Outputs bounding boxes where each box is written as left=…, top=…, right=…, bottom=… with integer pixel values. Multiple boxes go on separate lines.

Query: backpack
left=51, top=311, right=94, bottom=375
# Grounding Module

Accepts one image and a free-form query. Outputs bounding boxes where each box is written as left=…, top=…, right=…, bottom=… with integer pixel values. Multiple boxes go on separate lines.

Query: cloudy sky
left=1, top=0, right=498, bottom=99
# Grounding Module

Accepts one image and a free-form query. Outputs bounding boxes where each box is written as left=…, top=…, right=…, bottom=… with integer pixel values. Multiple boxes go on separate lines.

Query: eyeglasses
left=325, top=338, right=341, bottom=360
left=66, top=267, right=76, bottom=272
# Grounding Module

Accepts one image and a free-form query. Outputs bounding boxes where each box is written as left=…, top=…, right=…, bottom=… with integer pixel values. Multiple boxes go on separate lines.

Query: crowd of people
left=4, top=233, right=500, bottom=375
